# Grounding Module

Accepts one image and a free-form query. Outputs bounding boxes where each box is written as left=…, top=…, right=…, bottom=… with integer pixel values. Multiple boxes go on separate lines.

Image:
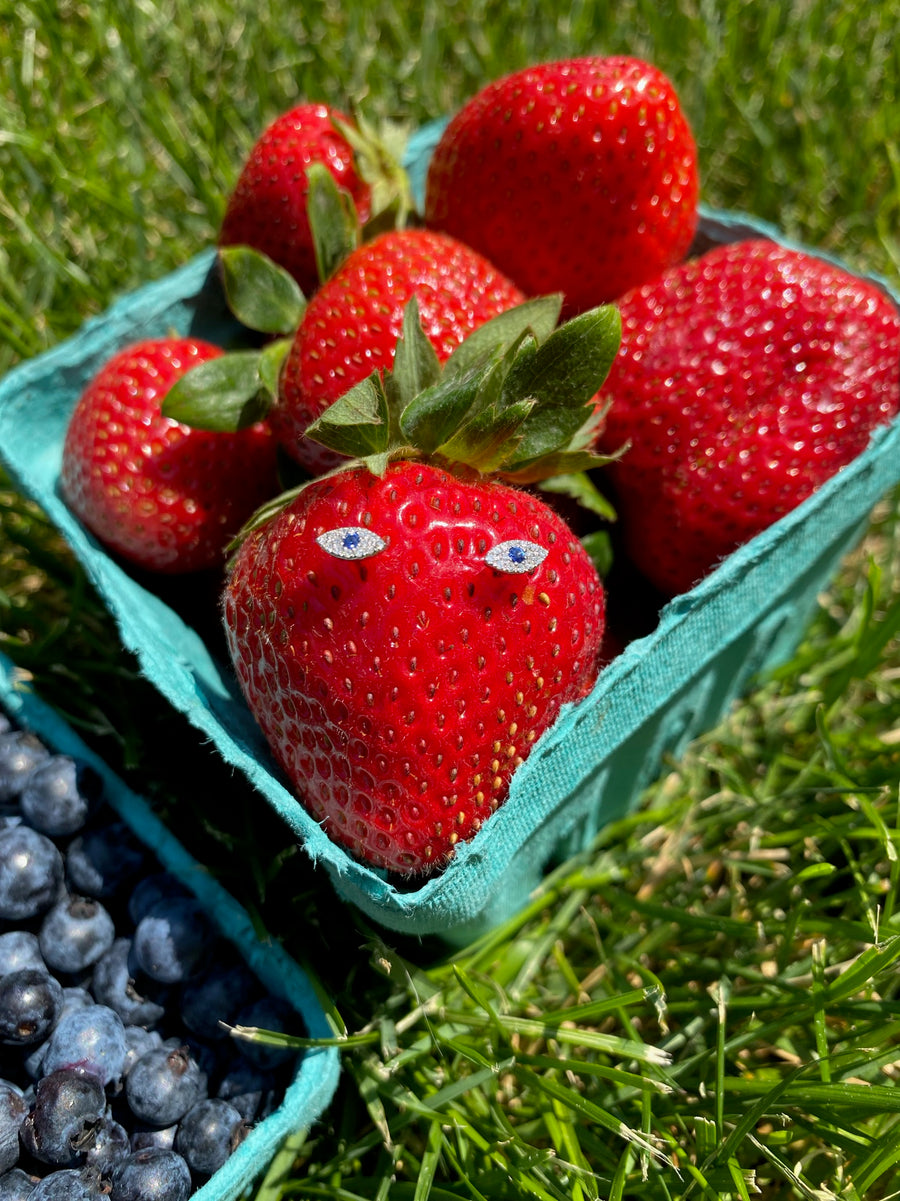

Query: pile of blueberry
left=0, top=707, right=302, bottom=1200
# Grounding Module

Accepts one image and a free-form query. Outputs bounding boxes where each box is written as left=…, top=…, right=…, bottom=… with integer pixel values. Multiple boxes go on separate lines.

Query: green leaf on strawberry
left=258, top=338, right=294, bottom=399
left=382, top=296, right=443, bottom=418
left=307, top=161, right=363, bottom=284
left=433, top=396, right=536, bottom=475
left=497, top=306, right=622, bottom=463
left=441, top=294, right=563, bottom=379
left=538, top=471, right=618, bottom=523
left=581, top=528, right=615, bottom=578
left=398, top=352, right=503, bottom=458
left=218, top=245, right=307, bottom=335
left=161, top=347, right=280, bottom=432
left=303, top=372, right=393, bottom=471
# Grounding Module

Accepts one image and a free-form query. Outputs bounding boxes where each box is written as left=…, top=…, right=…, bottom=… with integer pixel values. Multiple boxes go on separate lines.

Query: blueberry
left=120, top=1027, right=162, bottom=1079
left=131, top=897, right=216, bottom=985
left=81, top=1113, right=130, bottom=1176
left=19, top=758, right=101, bottom=839
left=0, top=827, right=64, bottom=922
left=19, top=1068, right=106, bottom=1167
left=162, top=1034, right=220, bottom=1085
left=180, top=961, right=259, bottom=1042
left=125, top=874, right=190, bottom=926
left=0, top=732, right=49, bottom=805
left=0, top=931, right=45, bottom=977
left=174, top=1097, right=247, bottom=1177
left=124, top=1045, right=207, bottom=1127
left=0, top=1167, right=39, bottom=1200
left=41, top=1005, right=127, bottom=1090
left=22, top=990, right=95, bottom=1080
left=0, top=970, right=64, bottom=1047
left=27, top=1170, right=95, bottom=1200
left=39, top=896, right=115, bottom=975
left=65, top=823, right=146, bottom=902
left=109, top=1148, right=191, bottom=1201
left=233, top=994, right=300, bottom=1070
left=127, top=1124, right=176, bottom=1153
left=59, top=988, right=94, bottom=1017
left=216, top=1057, right=281, bottom=1122
left=0, top=1081, right=27, bottom=1174
left=91, top=940, right=166, bottom=1029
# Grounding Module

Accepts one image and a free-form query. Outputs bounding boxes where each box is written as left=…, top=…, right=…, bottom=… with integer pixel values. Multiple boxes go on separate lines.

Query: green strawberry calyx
left=331, top=111, right=417, bottom=238
left=229, top=294, right=626, bottom=549
left=307, top=294, right=623, bottom=480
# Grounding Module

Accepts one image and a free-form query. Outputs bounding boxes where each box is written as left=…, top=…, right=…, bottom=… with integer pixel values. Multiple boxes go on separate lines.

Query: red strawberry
left=593, top=239, right=900, bottom=596
left=221, top=293, right=622, bottom=874
left=424, top=56, right=699, bottom=314
left=219, top=102, right=372, bottom=298
left=61, top=338, right=280, bottom=574
left=274, top=228, right=527, bottom=474
left=223, top=461, right=605, bottom=873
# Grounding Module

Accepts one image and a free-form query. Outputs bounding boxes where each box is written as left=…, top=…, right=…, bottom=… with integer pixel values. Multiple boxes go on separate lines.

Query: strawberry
left=224, top=462, right=604, bottom=873
left=273, top=228, right=528, bottom=474
left=61, top=338, right=280, bottom=574
left=424, top=56, right=699, bottom=314
left=221, top=295, right=623, bottom=874
left=219, top=102, right=373, bottom=298
left=593, top=238, right=900, bottom=596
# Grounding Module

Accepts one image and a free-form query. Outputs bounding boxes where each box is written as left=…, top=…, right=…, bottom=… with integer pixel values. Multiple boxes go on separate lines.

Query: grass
left=3, top=1, right=898, bottom=375
left=2, top=1, right=900, bottom=1197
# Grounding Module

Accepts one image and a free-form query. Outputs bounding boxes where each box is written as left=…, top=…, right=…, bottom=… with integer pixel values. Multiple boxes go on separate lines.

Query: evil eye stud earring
left=485, top=539, right=548, bottom=574
left=316, top=527, right=387, bottom=560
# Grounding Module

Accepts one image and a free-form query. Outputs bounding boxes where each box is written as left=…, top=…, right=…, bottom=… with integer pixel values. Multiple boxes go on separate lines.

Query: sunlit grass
left=2, top=1, right=898, bottom=373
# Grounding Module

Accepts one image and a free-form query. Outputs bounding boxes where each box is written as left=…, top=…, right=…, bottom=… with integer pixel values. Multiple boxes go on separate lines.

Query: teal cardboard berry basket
left=0, top=650, right=341, bottom=1201
left=1, top=124, right=899, bottom=944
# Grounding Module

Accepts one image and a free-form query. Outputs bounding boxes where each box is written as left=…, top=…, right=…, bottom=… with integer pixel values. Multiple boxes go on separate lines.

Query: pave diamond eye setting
left=317, top=527, right=548, bottom=574
left=484, top=540, right=548, bottom=574
left=316, top=527, right=388, bottom=560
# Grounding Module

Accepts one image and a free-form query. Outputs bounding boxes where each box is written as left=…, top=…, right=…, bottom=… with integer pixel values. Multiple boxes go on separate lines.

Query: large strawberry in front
left=222, top=296, right=622, bottom=874
left=594, top=239, right=900, bottom=596
left=224, top=462, right=604, bottom=873
left=424, top=56, right=699, bottom=314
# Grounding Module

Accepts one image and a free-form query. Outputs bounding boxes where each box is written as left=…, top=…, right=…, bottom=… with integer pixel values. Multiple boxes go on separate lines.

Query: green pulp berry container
left=1, top=123, right=898, bottom=945
left=0, top=650, right=340, bottom=1200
